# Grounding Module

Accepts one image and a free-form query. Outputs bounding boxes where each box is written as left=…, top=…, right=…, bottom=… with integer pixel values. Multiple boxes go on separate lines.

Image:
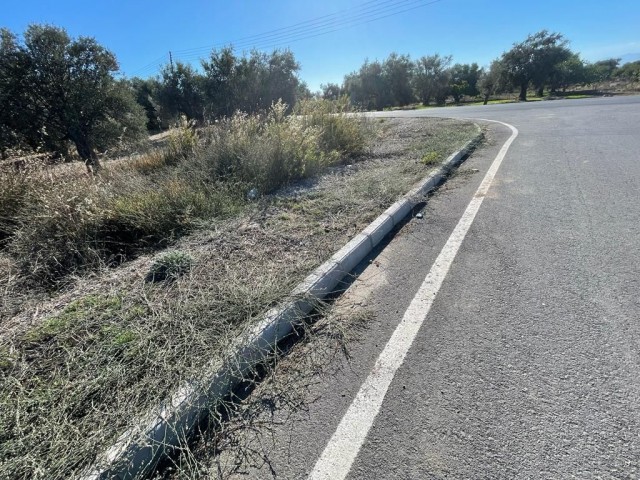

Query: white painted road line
left=308, top=120, right=519, bottom=480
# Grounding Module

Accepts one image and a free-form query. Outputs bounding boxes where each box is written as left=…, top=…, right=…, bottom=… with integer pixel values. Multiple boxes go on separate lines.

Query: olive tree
left=449, top=63, right=482, bottom=104
left=499, top=30, right=571, bottom=101
left=589, top=58, right=621, bottom=82
left=130, top=76, right=163, bottom=131
left=478, top=60, right=507, bottom=105
left=320, top=82, right=343, bottom=101
left=549, top=53, right=588, bottom=93
left=413, top=54, right=452, bottom=106
left=201, top=48, right=302, bottom=117
left=616, top=61, right=640, bottom=81
left=0, top=29, right=33, bottom=157
left=0, top=25, right=146, bottom=172
left=382, top=52, right=415, bottom=107
left=343, top=59, right=388, bottom=110
left=156, top=62, right=205, bottom=124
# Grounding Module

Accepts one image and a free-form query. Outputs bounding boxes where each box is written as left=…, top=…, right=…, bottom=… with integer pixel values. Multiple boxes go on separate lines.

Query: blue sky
left=2, top=0, right=639, bottom=91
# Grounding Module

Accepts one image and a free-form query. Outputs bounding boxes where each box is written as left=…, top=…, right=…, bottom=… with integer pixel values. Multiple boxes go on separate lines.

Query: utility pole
left=169, top=51, right=174, bottom=73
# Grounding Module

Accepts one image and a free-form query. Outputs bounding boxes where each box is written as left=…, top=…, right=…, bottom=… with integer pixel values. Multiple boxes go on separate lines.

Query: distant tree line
left=131, top=46, right=311, bottom=132
left=1, top=25, right=638, bottom=166
left=0, top=24, right=310, bottom=167
left=326, top=30, right=640, bottom=109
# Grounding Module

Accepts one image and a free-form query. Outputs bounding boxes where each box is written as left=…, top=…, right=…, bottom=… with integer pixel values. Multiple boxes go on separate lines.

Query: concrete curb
left=83, top=127, right=483, bottom=480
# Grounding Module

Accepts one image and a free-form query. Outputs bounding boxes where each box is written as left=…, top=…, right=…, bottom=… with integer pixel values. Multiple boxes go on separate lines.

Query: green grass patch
left=146, top=250, right=194, bottom=282
left=466, top=99, right=516, bottom=106
left=0, top=347, right=14, bottom=371
left=564, top=94, right=594, bottom=99
left=421, top=151, right=440, bottom=164
left=21, top=295, right=125, bottom=344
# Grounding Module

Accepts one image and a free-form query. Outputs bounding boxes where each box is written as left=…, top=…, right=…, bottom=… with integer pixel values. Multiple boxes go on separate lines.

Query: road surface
left=215, top=96, right=640, bottom=479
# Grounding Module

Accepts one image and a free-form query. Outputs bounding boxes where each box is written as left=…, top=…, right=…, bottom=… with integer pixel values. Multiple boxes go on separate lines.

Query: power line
left=252, top=0, right=444, bottom=52
left=171, top=0, right=411, bottom=57
left=132, top=0, right=446, bottom=77
left=175, top=0, right=436, bottom=62
left=174, top=0, right=443, bottom=62
left=128, top=53, right=169, bottom=77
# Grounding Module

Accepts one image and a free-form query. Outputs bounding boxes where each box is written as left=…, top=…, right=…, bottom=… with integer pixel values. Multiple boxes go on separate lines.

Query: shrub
left=8, top=178, right=107, bottom=283
left=108, top=179, right=209, bottom=240
left=146, top=250, right=194, bottom=282
left=197, top=101, right=358, bottom=193
left=128, top=149, right=166, bottom=174
left=296, top=97, right=368, bottom=157
left=238, top=101, right=337, bottom=192
left=164, top=116, right=198, bottom=165
left=8, top=174, right=241, bottom=285
left=421, top=151, right=439, bottom=164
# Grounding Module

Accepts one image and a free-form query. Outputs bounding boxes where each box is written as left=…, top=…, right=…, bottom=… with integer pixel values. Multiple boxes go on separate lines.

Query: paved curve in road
left=219, top=97, right=640, bottom=479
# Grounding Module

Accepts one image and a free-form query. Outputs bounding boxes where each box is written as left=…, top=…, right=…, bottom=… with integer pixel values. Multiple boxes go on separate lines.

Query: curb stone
left=82, top=126, right=484, bottom=480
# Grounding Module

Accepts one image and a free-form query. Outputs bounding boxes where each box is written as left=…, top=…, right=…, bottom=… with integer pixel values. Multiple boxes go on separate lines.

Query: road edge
left=82, top=126, right=484, bottom=480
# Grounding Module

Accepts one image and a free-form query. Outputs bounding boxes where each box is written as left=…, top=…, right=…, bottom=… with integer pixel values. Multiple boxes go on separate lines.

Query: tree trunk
left=72, top=135, right=101, bottom=175
left=536, top=85, right=544, bottom=97
left=435, top=93, right=447, bottom=106
left=519, top=82, right=528, bottom=101
left=483, top=93, right=490, bottom=105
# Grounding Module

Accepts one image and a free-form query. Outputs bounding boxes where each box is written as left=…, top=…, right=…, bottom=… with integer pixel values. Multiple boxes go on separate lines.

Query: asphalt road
left=215, top=96, right=640, bottom=479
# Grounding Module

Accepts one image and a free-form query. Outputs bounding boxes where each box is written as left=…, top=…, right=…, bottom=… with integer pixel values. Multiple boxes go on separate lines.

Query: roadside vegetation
left=0, top=116, right=477, bottom=478
left=0, top=100, right=367, bottom=288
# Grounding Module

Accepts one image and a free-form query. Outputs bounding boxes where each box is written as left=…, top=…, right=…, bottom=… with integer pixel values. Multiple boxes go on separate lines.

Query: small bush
left=296, top=97, right=368, bottom=157
left=421, top=151, right=439, bottom=164
left=239, top=101, right=338, bottom=192
left=196, top=100, right=368, bottom=194
left=165, top=116, right=198, bottom=165
left=108, top=179, right=213, bottom=240
left=128, top=149, right=166, bottom=174
left=146, top=250, right=194, bottom=282
left=9, top=175, right=241, bottom=285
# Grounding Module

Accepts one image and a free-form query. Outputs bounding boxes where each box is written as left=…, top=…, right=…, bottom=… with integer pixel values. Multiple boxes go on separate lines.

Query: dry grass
left=0, top=116, right=478, bottom=479
left=0, top=101, right=370, bottom=288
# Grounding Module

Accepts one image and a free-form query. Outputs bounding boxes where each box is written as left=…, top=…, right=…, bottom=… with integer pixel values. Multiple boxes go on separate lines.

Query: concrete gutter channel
left=82, top=126, right=483, bottom=480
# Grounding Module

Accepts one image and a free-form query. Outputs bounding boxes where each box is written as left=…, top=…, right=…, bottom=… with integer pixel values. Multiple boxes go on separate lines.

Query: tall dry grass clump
left=296, top=97, right=368, bottom=156
left=195, top=101, right=340, bottom=193
left=0, top=170, right=35, bottom=244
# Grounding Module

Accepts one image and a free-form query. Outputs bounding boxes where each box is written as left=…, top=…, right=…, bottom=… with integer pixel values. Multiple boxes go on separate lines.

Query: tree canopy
left=2, top=24, right=636, bottom=162
left=499, top=30, right=572, bottom=100
left=0, top=25, right=146, bottom=170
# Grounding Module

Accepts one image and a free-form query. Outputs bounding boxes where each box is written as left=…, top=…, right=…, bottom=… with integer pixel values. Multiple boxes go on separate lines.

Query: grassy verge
left=0, top=101, right=368, bottom=289
left=0, top=116, right=477, bottom=478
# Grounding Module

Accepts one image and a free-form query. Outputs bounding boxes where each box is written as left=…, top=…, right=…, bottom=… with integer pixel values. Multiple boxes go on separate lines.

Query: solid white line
left=308, top=120, right=519, bottom=480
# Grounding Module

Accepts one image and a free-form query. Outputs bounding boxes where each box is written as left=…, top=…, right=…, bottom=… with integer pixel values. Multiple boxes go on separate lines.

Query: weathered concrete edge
left=82, top=126, right=483, bottom=480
